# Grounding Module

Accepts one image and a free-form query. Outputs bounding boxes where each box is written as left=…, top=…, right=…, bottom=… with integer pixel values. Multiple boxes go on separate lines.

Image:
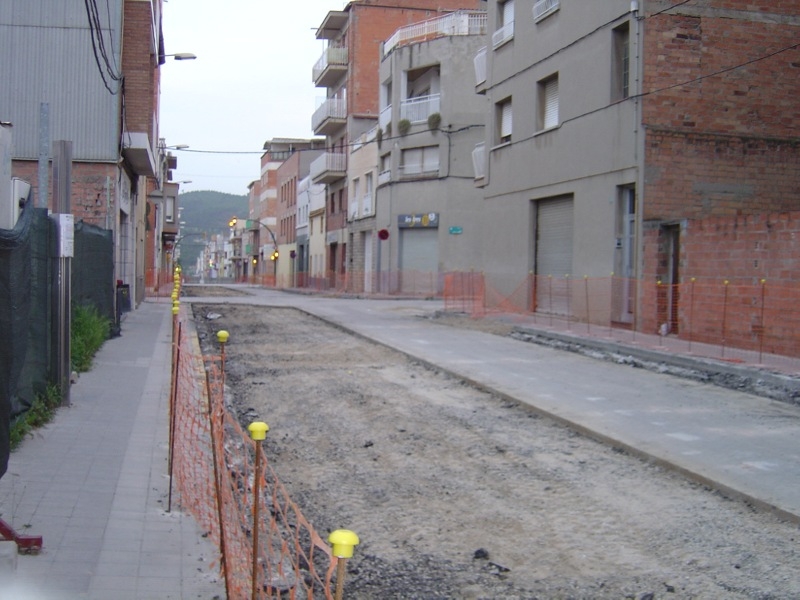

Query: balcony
left=400, top=93, right=440, bottom=124
left=313, top=46, right=348, bottom=87
left=533, top=0, right=560, bottom=22
left=474, top=46, right=487, bottom=87
left=378, top=170, right=391, bottom=186
left=379, top=105, right=392, bottom=130
left=492, top=20, right=514, bottom=49
left=471, top=142, right=485, bottom=180
left=312, top=98, right=346, bottom=136
left=383, top=10, right=488, bottom=56
left=310, top=152, right=347, bottom=184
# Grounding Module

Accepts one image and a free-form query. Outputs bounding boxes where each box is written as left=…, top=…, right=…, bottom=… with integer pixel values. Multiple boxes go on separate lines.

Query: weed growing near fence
left=10, top=385, right=61, bottom=450
left=71, top=304, right=111, bottom=372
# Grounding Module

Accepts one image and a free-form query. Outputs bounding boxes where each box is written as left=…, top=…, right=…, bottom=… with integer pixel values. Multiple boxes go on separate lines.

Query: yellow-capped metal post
left=216, top=330, right=229, bottom=388
left=329, top=529, right=360, bottom=600
left=248, top=421, right=269, bottom=599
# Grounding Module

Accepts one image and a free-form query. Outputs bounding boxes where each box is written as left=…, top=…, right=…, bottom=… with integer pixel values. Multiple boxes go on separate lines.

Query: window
left=496, top=97, right=512, bottom=144
left=365, top=172, right=373, bottom=199
left=400, top=147, right=439, bottom=177
left=493, top=0, right=514, bottom=48
left=538, top=74, right=559, bottom=131
left=165, top=196, right=175, bottom=223
left=613, top=22, right=630, bottom=101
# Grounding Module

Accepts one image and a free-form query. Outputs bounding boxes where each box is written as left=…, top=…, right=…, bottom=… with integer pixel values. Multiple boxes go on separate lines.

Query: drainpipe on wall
left=632, top=0, right=647, bottom=330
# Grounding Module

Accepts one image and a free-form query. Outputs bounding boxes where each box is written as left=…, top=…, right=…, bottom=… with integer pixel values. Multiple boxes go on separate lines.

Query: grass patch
left=71, top=303, right=111, bottom=373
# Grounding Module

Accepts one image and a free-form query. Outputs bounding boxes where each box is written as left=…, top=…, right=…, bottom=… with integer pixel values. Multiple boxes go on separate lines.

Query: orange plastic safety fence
left=441, top=273, right=800, bottom=372
left=170, top=309, right=337, bottom=599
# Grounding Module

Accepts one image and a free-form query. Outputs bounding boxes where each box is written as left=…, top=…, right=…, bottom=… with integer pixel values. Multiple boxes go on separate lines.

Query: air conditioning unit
left=1, top=178, right=30, bottom=230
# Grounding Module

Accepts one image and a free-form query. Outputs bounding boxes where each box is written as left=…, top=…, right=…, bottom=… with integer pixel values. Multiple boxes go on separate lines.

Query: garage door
left=399, top=228, right=439, bottom=294
left=535, top=196, right=574, bottom=314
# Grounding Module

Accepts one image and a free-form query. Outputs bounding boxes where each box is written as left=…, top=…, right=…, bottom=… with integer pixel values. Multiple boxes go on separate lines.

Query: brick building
left=474, top=0, right=799, bottom=350
left=310, top=0, right=481, bottom=289
left=2, top=0, right=182, bottom=307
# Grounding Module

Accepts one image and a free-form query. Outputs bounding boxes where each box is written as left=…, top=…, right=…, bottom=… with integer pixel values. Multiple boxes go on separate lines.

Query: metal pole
left=52, top=141, right=72, bottom=407
left=37, top=103, right=49, bottom=210
left=247, top=422, right=269, bottom=600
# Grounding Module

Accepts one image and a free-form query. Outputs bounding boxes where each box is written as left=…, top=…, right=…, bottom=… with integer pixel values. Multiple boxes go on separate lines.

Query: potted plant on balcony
left=427, top=112, right=442, bottom=132
left=398, top=118, right=411, bottom=136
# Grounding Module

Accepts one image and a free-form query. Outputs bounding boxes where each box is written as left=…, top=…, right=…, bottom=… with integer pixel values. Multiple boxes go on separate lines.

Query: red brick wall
left=644, top=130, right=800, bottom=222
left=12, top=159, right=118, bottom=227
left=639, top=1, right=800, bottom=348
left=641, top=212, right=800, bottom=354
left=122, top=0, right=157, bottom=138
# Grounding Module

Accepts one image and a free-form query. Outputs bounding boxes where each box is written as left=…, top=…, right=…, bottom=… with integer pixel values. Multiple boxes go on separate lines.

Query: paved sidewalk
left=0, top=300, right=223, bottom=600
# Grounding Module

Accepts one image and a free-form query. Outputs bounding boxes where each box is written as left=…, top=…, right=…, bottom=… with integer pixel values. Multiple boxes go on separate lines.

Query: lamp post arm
left=260, top=221, right=278, bottom=249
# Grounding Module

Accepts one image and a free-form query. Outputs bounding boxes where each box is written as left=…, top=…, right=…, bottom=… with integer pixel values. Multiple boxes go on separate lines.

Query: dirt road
left=190, top=297, right=798, bottom=599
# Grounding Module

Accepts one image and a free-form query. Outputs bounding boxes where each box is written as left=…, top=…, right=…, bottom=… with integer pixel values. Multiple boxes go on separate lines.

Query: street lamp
left=161, top=52, right=197, bottom=61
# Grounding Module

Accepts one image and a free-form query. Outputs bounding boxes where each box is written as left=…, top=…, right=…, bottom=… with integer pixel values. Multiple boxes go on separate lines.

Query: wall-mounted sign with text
left=398, top=212, right=439, bottom=229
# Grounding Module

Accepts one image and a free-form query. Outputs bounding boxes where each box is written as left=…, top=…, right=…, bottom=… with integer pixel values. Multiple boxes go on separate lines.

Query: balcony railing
left=378, top=170, right=391, bottom=186
left=312, top=46, right=348, bottom=86
left=533, top=0, right=560, bottom=22
left=474, top=46, right=487, bottom=86
left=361, top=196, right=373, bottom=216
left=379, top=105, right=392, bottom=130
left=310, top=152, right=347, bottom=184
left=400, top=93, right=440, bottom=124
left=492, top=20, right=514, bottom=48
left=472, top=142, right=485, bottom=179
left=311, top=98, right=346, bottom=135
left=383, top=10, right=487, bottom=55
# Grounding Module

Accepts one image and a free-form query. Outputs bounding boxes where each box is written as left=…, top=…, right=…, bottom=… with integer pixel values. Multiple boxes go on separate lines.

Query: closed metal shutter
left=399, top=228, right=439, bottom=294
left=543, top=76, right=559, bottom=129
left=535, top=195, right=573, bottom=314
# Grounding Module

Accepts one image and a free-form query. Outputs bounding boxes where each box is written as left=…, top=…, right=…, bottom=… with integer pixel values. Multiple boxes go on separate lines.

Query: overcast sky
left=160, top=0, right=347, bottom=195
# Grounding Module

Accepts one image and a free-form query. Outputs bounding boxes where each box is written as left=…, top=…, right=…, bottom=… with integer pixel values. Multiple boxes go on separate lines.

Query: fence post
left=248, top=422, right=270, bottom=600
left=759, top=279, right=766, bottom=363
left=329, top=529, right=360, bottom=600
left=204, top=364, right=231, bottom=599
left=656, top=281, right=663, bottom=346
left=565, top=274, right=571, bottom=331
left=548, top=275, right=553, bottom=326
left=167, top=310, right=181, bottom=513
left=721, top=280, right=729, bottom=358
left=688, top=278, right=695, bottom=352
left=584, top=276, right=590, bottom=334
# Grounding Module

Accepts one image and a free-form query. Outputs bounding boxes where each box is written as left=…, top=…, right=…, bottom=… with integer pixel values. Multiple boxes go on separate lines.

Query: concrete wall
left=480, top=0, right=639, bottom=298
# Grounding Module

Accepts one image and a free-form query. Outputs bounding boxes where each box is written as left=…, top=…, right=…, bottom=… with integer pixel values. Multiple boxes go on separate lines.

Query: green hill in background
left=176, top=190, right=248, bottom=271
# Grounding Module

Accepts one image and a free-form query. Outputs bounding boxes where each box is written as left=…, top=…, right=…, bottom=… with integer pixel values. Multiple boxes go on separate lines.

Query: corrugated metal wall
left=0, top=0, right=123, bottom=161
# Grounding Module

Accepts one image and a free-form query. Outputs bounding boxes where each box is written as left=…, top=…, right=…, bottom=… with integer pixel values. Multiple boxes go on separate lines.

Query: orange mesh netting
left=169, top=309, right=337, bottom=599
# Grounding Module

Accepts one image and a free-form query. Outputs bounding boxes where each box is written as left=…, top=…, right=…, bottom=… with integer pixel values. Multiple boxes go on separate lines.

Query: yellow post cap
left=217, top=330, right=230, bottom=344
left=248, top=421, right=269, bottom=441
left=175, top=265, right=182, bottom=273
left=171, top=292, right=178, bottom=301
left=173, top=300, right=180, bottom=308
left=328, top=529, right=360, bottom=558
left=172, top=305, right=180, bottom=315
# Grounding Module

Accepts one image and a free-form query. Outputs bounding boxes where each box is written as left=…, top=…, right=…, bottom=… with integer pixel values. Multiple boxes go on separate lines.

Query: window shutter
left=423, top=147, right=439, bottom=173
left=544, top=77, right=559, bottom=129
left=503, top=0, right=514, bottom=27
left=501, top=101, right=512, bottom=139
